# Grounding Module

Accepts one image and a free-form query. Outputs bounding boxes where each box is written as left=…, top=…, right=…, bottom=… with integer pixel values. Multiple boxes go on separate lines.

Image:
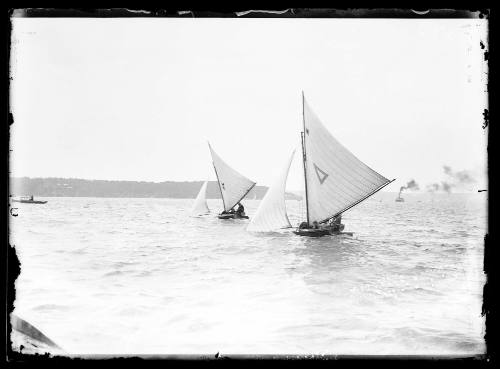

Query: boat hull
left=218, top=213, right=249, bottom=220
left=11, top=314, right=64, bottom=355
left=12, top=200, right=47, bottom=204
left=293, top=228, right=353, bottom=237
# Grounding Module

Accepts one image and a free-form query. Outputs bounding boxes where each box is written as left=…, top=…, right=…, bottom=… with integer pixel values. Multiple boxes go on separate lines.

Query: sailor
left=330, top=215, right=344, bottom=232
left=312, top=221, right=319, bottom=229
left=236, top=203, right=245, bottom=216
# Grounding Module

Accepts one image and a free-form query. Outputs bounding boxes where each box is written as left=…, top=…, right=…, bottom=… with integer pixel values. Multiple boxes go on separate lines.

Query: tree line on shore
left=9, top=177, right=302, bottom=200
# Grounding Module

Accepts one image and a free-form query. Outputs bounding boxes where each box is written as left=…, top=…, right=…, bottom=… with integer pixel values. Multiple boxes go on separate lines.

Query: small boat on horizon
left=395, top=186, right=405, bottom=202
left=11, top=195, right=47, bottom=204
left=208, top=142, right=256, bottom=220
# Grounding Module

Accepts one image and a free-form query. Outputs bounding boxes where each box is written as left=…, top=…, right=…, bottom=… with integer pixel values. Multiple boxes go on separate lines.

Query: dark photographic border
left=3, top=7, right=494, bottom=365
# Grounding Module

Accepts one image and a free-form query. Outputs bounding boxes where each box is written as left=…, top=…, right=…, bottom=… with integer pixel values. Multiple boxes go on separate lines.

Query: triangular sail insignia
left=303, top=97, right=392, bottom=223
left=313, top=163, right=329, bottom=184
left=208, top=143, right=256, bottom=212
left=247, top=150, right=295, bottom=232
left=191, top=181, right=210, bottom=215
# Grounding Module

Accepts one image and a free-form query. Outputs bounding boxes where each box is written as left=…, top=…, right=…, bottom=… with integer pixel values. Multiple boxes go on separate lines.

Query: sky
left=10, top=17, right=488, bottom=192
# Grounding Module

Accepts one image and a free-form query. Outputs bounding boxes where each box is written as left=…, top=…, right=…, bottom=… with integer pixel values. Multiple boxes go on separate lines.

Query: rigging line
left=229, top=182, right=257, bottom=211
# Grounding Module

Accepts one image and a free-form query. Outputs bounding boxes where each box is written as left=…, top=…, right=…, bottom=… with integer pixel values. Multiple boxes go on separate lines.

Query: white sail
left=208, top=143, right=256, bottom=211
left=303, top=97, right=392, bottom=223
left=191, top=181, right=210, bottom=215
left=247, top=150, right=295, bottom=232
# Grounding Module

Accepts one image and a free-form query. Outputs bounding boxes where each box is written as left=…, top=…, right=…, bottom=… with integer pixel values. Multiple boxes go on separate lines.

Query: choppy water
left=9, top=192, right=486, bottom=356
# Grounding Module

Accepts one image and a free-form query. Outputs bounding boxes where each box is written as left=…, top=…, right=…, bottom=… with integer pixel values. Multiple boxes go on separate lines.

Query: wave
left=11, top=197, right=486, bottom=355
left=33, top=304, right=73, bottom=312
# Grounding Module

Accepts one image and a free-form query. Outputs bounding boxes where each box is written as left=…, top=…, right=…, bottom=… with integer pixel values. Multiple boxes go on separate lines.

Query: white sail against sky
left=208, top=143, right=256, bottom=212
left=247, top=150, right=295, bottom=232
left=191, top=181, right=210, bottom=215
left=303, top=97, right=391, bottom=223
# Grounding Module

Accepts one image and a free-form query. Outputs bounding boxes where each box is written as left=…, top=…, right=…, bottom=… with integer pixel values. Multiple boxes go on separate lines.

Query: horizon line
left=9, top=176, right=484, bottom=194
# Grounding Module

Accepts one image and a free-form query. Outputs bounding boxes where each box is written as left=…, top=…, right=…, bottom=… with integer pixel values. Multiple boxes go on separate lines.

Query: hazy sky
left=10, top=18, right=488, bottom=192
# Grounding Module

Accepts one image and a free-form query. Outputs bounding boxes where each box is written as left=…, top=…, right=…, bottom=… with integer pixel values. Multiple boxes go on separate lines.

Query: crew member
left=236, top=203, right=245, bottom=216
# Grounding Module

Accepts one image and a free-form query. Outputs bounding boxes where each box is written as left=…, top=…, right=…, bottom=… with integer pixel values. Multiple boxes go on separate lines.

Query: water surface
left=10, top=192, right=486, bottom=355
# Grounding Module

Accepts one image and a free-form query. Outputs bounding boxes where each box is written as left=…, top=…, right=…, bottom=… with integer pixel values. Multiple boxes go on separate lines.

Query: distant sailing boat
left=11, top=195, right=47, bottom=204
left=247, top=150, right=295, bottom=232
left=191, top=181, right=210, bottom=215
left=208, top=142, right=256, bottom=220
left=294, top=92, right=395, bottom=236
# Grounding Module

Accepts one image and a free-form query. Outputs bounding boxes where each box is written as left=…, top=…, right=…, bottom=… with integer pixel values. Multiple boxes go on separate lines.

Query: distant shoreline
left=8, top=193, right=483, bottom=200
left=9, top=196, right=296, bottom=200
left=9, top=177, right=482, bottom=199
left=9, top=177, right=303, bottom=200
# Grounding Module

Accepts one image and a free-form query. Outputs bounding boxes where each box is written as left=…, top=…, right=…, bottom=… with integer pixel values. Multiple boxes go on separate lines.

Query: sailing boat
left=247, top=94, right=394, bottom=235
left=208, top=142, right=256, bottom=220
left=191, top=181, right=210, bottom=215
left=294, top=92, right=395, bottom=236
left=247, top=150, right=295, bottom=232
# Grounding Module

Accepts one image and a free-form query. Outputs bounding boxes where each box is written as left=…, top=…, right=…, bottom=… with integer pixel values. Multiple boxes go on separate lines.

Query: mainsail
left=302, top=95, right=393, bottom=223
left=208, top=143, right=256, bottom=211
left=247, top=150, right=295, bottom=232
left=191, top=181, right=210, bottom=215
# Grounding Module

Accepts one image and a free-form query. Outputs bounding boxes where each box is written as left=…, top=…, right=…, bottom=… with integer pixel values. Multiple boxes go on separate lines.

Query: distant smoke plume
left=441, top=181, right=452, bottom=193
left=398, top=179, right=419, bottom=196
left=426, top=183, right=440, bottom=192
left=443, top=166, right=475, bottom=184
left=427, top=166, right=477, bottom=193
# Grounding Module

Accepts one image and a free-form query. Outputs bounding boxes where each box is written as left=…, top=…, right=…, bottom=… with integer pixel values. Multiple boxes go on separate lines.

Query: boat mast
left=212, top=164, right=226, bottom=211
left=301, top=91, right=310, bottom=226
left=208, top=142, right=226, bottom=211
